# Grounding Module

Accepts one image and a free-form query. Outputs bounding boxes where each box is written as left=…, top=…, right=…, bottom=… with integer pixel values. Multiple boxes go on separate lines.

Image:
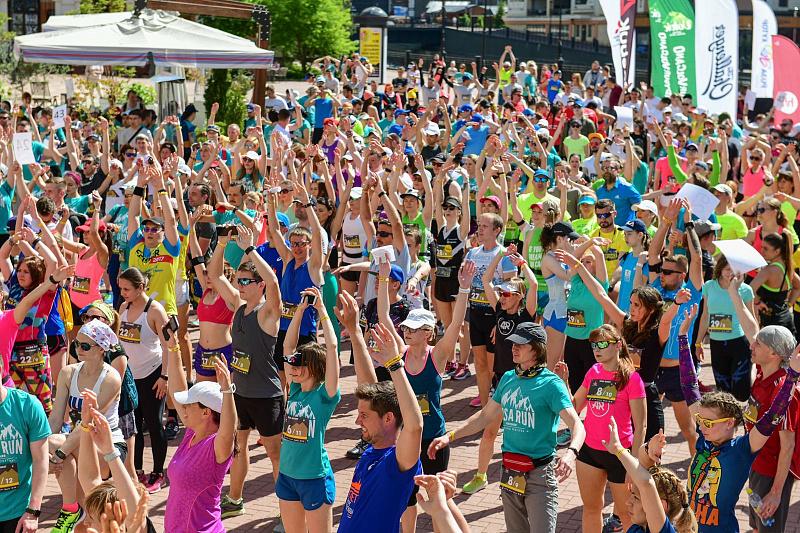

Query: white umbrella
left=14, top=9, right=273, bottom=69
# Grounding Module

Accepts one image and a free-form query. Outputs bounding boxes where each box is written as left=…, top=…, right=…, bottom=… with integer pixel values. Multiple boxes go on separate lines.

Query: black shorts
left=577, top=444, right=627, bottom=484
left=433, top=272, right=459, bottom=302
left=469, top=307, right=495, bottom=351
left=408, top=438, right=451, bottom=506
left=340, top=267, right=361, bottom=283
left=655, top=365, right=685, bottom=403
left=275, top=330, right=316, bottom=372
left=47, top=333, right=68, bottom=355
left=234, top=394, right=285, bottom=437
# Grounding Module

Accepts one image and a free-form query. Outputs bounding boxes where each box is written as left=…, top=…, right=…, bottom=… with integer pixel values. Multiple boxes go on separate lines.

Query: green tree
left=494, top=0, right=506, bottom=29
left=79, top=0, right=126, bottom=13
left=203, top=70, right=247, bottom=128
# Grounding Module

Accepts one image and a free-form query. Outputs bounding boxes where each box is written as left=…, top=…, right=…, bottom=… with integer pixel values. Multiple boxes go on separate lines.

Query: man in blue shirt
left=546, top=70, right=564, bottom=103
left=454, top=114, right=490, bottom=156
left=337, top=291, right=423, bottom=533
left=594, top=156, right=642, bottom=225
left=305, top=88, right=340, bottom=144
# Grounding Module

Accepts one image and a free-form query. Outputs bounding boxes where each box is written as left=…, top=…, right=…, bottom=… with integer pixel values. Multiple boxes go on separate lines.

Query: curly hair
left=649, top=467, right=698, bottom=533
left=700, top=391, right=744, bottom=427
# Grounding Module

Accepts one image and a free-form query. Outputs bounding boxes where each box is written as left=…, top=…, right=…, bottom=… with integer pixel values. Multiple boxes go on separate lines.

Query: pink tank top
left=69, top=249, right=104, bottom=308
left=743, top=166, right=766, bottom=198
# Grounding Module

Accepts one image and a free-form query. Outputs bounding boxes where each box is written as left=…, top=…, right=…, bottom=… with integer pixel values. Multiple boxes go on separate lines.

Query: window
left=8, top=0, right=40, bottom=35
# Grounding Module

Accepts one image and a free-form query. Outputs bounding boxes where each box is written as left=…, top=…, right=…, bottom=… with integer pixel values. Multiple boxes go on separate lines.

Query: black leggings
left=564, top=336, right=594, bottom=394
left=710, top=336, right=752, bottom=402
left=134, top=365, right=167, bottom=474
left=0, top=517, right=21, bottom=533
left=644, top=382, right=664, bottom=442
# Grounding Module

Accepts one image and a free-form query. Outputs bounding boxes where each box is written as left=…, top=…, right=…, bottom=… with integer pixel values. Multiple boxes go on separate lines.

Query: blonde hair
left=650, top=467, right=698, bottom=533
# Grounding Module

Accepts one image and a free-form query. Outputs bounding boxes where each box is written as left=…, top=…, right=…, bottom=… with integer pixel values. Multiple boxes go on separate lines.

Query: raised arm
left=433, top=262, right=474, bottom=368
left=335, top=291, right=378, bottom=384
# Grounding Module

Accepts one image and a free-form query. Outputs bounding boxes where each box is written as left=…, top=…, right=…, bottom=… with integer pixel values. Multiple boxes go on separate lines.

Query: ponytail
left=650, top=467, right=698, bottom=533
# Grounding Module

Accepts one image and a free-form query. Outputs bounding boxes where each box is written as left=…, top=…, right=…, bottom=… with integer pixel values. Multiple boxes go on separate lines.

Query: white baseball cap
left=173, top=381, right=224, bottom=413
left=632, top=200, right=658, bottom=214
left=244, top=150, right=261, bottom=161
left=423, top=122, right=441, bottom=136
left=400, top=309, right=436, bottom=329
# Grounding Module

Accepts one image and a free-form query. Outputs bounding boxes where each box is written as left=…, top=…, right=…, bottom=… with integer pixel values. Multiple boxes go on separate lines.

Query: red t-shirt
left=744, top=367, right=800, bottom=479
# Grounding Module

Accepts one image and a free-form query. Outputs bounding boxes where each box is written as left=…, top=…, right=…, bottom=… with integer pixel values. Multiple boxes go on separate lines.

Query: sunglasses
left=750, top=156, right=762, bottom=162
left=125, top=152, right=135, bottom=158
left=694, top=413, right=733, bottom=429
left=81, top=314, right=108, bottom=323
left=498, top=290, right=519, bottom=298
left=596, top=212, right=613, bottom=219
left=590, top=340, right=618, bottom=350
left=76, top=341, right=98, bottom=352
left=279, top=189, right=292, bottom=194
left=376, top=231, right=392, bottom=238
left=290, top=241, right=309, bottom=248
left=757, top=206, right=772, bottom=214
left=402, top=325, right=431, bottom=334
left=443, top=205, right=459, bottom=211
left=533, top=176, right=549, bottom=183
left=660, top=268, right=684, bottom=276
left=236, top=277, right=259, bottom=286
left=141, top=226, right=162, bottom=233
left=284, top=351, right=306, bottom=367
left=82, top=161, right=95, bottom=166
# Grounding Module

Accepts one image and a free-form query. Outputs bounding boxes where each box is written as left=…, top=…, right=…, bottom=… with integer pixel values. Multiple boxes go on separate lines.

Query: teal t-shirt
left=0, top=387, right=50, bottom=520
left=632, top=161, right=649, bottom=195
left=702, top=279, right=754, bottom=341
left=214, top=209, right=258, bottom=268
left=65, top=194, right=91, bottom=214
left=565, top=275, right=610, bottom=340
left=280, top=382, right=341, bottom=479
left=0, top=181, right=15, bottom=235
left=492, top=369, right=572, bottom=458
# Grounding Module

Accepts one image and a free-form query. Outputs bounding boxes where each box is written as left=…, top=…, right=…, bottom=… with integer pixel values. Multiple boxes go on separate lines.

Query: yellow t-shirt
left=128, top=229, right=181, bottom=316
left=590, top=225, right=630, bottom=276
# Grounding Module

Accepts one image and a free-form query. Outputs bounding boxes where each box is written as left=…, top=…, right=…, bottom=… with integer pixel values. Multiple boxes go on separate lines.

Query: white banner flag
left=751, top=0, right=777, bottom=99
left=598, top=0, right=637, bottom=88
left=695, top=0, right=738, bottom=117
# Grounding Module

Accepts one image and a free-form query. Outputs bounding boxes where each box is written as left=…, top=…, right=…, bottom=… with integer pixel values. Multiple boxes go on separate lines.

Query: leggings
left=564, top=336, right=594, bottom=394
left=108, top=253, right=122, bottom=309
left=322, top=271, right=341, bottom=353
left=134, top=365, right=167, bottom=474
left=710, top=336, right=752, bottom=402
left=643, top=382, right=664, bottom=442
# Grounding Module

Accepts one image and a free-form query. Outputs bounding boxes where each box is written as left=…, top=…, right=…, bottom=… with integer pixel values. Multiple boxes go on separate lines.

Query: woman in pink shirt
left=741, top=147, right=767, bottom=198
left=559, top=324, right=646, bottom=533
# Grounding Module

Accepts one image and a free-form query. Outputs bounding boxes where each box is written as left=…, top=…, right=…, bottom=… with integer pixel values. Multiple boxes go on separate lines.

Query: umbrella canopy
left=14, top=9, right=273, bottom=69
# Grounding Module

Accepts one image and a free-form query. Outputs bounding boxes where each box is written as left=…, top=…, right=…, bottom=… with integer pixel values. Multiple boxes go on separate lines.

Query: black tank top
left=231, top=302, right=281, bottom=399
left=493, top=302, right=535, bottom=375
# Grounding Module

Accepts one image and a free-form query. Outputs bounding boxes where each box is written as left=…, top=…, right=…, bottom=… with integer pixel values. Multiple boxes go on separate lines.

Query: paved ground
left=35, top=331, right=800, bottom=532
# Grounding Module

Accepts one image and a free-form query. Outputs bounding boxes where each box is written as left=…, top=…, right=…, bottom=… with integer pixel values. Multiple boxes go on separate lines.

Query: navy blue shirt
left=255, top=242, right=284, bottom=286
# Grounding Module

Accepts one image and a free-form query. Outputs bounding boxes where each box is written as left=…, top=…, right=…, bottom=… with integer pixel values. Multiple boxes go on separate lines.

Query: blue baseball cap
left=523, top=108, right=536, bottom=117
left=394, top=109, right=409, bottom=116
left=463, top=72, right=473, bottom=80
left=458, top=103, right=474, bottom=113
left=387, top=124, right=404, bottom=137
left=390, top=264, right=405, bottom=283
left=247, top=103, right=255, bottom=112
left=275, top=212, right=290, bottom=227
left=534, top=169, right=549, bottom=179
left=471, top=113, right=484, bottom=123
left=623, top=219, right=647, bottom=233
left=577, top=195, right=596, bottom=206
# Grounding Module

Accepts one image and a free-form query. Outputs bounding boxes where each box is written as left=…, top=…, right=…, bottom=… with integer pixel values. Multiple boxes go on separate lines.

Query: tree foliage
left=78, top=0, right=127, bottom=14
left=203, top=70, right=248, bottom=128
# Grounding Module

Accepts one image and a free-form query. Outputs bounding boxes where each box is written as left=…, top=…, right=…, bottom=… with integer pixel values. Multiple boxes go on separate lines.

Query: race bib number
left=200, top=351, right=221, bottom=370
left=744, top=396, right=761, bottom=424
left=283, top=415, right=310, bottom=443
left=416, top=393, right=430, bottom=415
left=567, top=309, right=586, bottom=328
left=0, top=463, right=19, bottom=491
left=708, top=314, right=733, bottom=333
left=437, top=244, right=454, bottom=261
left=435, top=266, right=453, bottom=278
left=500, top=466, right=527, bottom=496
left=72, top=276, right=91, bottom=294
left=282, top=303, right=298, bottom=320
left=118, top=322, right=142, bottom=344
left=603, top=248, right=618, bottom=261
left=231, top=350, right=251, bottom=374
left=470, top=288, right=489, bottom=305
left=587, top=379, right=618, bottom=403
left=13, top=344, right=45, bottom=368
left=343, top=234, right=361, bottom=249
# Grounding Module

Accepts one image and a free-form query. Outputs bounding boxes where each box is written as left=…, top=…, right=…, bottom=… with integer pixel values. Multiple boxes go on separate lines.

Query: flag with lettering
left=751, top=0, right=777, bottom=99
left=772, top=35, right=800, bottom=126
left=598, top=0, right=637, bottom=88
left=648, top=0, right=695, bottom=98
left=694, top=0, right=738, bottom=116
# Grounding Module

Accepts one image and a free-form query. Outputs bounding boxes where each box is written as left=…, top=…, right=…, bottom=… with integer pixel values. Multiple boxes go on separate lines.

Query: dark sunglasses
left=237, top=277, right=259, bottom=286
left=443, top=205, right=459, bottom=211
left=757, top=206, right=775, bottom=214
left=750, top=156, right=762, bottom=162
left=284, top=351, right=306, bottom=367
left=290, top=241, right=309, bottom=248
left=125, top=152, right=135, bottom=158
left=498, top=290, right=519, bottom=298
left=596, top=212, right=613, bottom=219
left=534, top=176, right=549, bottom=183
left=76, top=341, right=98, bottom=351
left=376, top=231, right=392, bottom=237
left=81, top=314, right=108, bottom=323
left=590, top=340, right=618, bottom=350
left=279, top=189, right=292, bottom=194
left=660, top=268, right=684, bottom=276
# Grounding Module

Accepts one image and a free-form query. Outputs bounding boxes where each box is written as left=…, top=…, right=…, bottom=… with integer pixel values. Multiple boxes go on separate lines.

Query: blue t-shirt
left=618, top=252, right=649, bottom=313
left=492, top=368, right=572, bottom=458
left=595, top=178, right=642, bottom=225
left=339, top=445, right=421, bottom=533
left=462, top=124, right=490, bottom=156
left=702, top=280, right=754, bottom=341
left=0, top=388, right=51, bottom=520
left=654, top=278, right=702, bottom=361
left=627, top=517, right=677, bottom=533
left=688, top=433, right=756, bottom=532
left=546, top=79, right=564, bottom=103
left=313, top=98, right=334, bottom=128
left=255, top=241, right=284, bottom=286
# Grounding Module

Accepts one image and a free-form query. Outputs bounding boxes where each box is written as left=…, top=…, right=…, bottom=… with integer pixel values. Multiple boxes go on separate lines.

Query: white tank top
left=119, top=298, right=162, bottom=379
left=341, top=213, right=368, bottom=264
left=68, top=362, right=124, bottom=443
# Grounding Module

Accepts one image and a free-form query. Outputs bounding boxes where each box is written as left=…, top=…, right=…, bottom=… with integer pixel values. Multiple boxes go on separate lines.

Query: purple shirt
left=165, top=429, right=232, bottom=533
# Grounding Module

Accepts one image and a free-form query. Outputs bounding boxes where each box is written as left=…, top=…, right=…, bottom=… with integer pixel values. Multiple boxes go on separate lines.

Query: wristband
left=458, top=287, right=470, bottom=294
left=190, top=256, right=206, bottom=267
left=49, top=275, right=58, bottom=285
left=384, top=354, right=405, bottom=372
left=568, top=446, right=579, bottom=457
left=159, top=374, right=169, bottom=381
left=244, top=245, right=256, bottom=256
left=80, top=422, right=93, bottom=432
left=158, top=189, right=168, bottom=195
left=133, top=186, right=146, bottom=197
left=447, top=430, right=456, bottom=442
left=378, top=276, right=390, bottom=283
left=684, top=221, right=695, bottom=230
left=31, top=238, right=41, bottom=249
left=319, top=315, right=330, bottom=323
left=24, top=508, right=41, bottom=518
left=221, top=383, right=236, bottom=394
left=54, top=448, right=67, bottom=461
left=614, top=448, right=627, bottom=458
left=378, top=191, right=387, bottom=198
left=103, top=449, right=121, bottom=463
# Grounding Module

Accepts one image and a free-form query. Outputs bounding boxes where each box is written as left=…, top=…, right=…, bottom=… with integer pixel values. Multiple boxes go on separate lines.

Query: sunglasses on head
left=694, top=413, right=733, bottom=429
left=76, top=341, right=98, bottom=352
left=590, top=340, right=618, bottom=350
left=660, top=268, right=684, bottom=276
left=284, top=351, right=306, bottom=367
left=596, top=212, right=613, bottom=219
left=376, top=231, right=392, bottom=237
left=236, top=277, right=259, bottom=286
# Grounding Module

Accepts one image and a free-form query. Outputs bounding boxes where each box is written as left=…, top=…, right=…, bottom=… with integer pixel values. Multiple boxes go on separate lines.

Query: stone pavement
left=36, top=341, right=800, bottom=532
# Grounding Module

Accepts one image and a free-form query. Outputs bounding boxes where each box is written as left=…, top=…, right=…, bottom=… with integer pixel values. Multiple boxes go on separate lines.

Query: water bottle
left=746, top=488, right=776, bottom=528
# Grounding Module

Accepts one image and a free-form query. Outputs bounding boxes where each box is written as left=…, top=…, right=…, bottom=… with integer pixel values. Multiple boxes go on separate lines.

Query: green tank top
left=525, top=227, right=545, bottom=287
left=402, top=211, right=429, bottom=258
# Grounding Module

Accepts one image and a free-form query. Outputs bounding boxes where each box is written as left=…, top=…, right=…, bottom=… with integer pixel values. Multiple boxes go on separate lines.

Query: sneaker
left=144, top=472, right=165, bottom=494
left=469, top=395, right=482, bottom=408
left=556, top=428, right=572, bottom=447
left=346, top=439, right=370, bottom=460
left=462, top=473, right=488, bottom=494
left=220, top=495, right=245, bottom=519
left=164, top=418, right=180, bottom=441
left=452, top=363, right=472, bottom=381
left=137, top=470, right=147, bottom=484
left=603, top=514, right=623, bottom=533
left=442, top=360, right=456, bottom=378
left=698, top=380, right=715, bottom=393
left=52, top=506, right=85, bottom=533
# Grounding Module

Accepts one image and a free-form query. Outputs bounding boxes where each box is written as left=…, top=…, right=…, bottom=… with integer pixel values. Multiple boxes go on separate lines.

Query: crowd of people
left=1, top=44, right=800, bottom=533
